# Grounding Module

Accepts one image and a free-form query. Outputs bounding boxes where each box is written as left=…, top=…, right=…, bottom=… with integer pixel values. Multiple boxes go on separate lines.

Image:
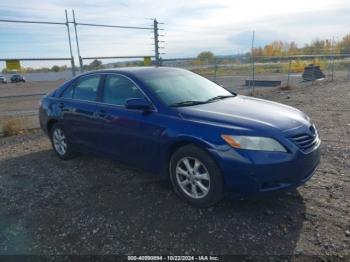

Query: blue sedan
left=39, top=67, right=321, bottom=207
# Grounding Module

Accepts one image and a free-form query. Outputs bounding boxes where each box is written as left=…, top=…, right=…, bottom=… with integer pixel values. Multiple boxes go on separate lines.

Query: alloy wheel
left=53, top=128, right=67, bottom=156
left=175, top=157, right=210, bottom=199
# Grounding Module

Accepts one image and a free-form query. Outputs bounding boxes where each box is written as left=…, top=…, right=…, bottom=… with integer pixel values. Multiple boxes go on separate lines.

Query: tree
left=303, top=39, right=333, bottom=55
left=197, top=51, right=215, bottom=63
left=252, top=41, right=298, bottom=57
left=252, top=47, right=263, bottom=57
left=338, top=35, right=350, bottom=54
left=88, top=59, right=103, bottom=70
left=286, top=41, right=299, bottom=55
left=263, top=41, right=284, bottom=56
left=51, top=65, right=60, bottom=72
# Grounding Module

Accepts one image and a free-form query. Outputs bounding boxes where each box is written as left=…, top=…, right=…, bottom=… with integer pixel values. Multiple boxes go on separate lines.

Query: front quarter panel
left=158, top=115, right=240, bottom=175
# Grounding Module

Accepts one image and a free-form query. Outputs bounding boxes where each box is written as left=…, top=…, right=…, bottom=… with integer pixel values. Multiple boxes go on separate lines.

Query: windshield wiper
left=169, top=100, right=206, bottom=107
left=170, top=94, right=237, bottom=107
left=205, top=94, right=236, bottom=103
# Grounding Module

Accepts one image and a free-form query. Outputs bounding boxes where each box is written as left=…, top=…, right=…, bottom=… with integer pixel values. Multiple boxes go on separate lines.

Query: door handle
left=97, top=109, right=108, bottom=118
left=58, top=102, right=65, bottom=109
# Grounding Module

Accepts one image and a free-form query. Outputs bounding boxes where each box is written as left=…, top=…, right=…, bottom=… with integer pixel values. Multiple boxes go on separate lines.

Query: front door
left=96, top=74, right=164, bottom=169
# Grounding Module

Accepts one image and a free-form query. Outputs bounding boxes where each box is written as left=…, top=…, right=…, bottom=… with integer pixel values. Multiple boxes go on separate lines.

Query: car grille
left=289, top=126, right=319, bottom=152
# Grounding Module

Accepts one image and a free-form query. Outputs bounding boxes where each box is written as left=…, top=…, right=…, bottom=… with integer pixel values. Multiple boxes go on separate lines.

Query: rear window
left=61, top=75, right=102, bottom=101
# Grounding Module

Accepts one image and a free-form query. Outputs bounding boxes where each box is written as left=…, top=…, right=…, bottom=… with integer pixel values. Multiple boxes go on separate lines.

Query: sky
left=0, top=0, right=349, bottom=68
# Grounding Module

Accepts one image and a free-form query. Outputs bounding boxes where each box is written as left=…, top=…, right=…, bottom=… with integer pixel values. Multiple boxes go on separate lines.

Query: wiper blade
left=170, top=94, right=237, bottom=107
left=205, top=94, right=236, bottom=103
left=169, top=100, right=206, bottom=107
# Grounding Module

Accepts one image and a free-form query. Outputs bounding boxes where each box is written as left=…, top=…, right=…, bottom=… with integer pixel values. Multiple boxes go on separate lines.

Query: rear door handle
left=97, top=109, right=108, bottom=118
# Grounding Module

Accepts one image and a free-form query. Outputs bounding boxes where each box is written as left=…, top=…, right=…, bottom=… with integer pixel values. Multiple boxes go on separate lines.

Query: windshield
left=138, top=69, right=233, bottom=106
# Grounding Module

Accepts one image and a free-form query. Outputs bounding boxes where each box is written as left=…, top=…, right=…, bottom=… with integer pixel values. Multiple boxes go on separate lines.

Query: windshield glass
left=138, top=69, right=232, bottom=106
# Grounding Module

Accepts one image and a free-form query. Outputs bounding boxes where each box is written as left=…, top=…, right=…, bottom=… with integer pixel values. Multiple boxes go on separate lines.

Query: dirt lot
left=0, top=80, right=349, bottom=257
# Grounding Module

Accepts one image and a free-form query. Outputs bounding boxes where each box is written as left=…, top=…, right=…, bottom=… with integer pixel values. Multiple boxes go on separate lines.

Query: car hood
left=176, top=95, right=310, bottom=133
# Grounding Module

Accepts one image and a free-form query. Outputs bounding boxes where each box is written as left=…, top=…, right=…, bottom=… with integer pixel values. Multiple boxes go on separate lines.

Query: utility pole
left=72, top=9, right=83, bottom=72
left=331, top=36, right=335, bottom=81
left=287, top=58, right=292, bottom=88
left=65, top=10, right=75, bottom=76
left=153, top=19, right=160, bottom=66
left=251, top=30, right=255, bottom=95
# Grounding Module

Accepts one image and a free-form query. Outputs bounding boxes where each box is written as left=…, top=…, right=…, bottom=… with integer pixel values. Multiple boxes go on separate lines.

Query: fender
left=158, top=132, right=218, bottom=178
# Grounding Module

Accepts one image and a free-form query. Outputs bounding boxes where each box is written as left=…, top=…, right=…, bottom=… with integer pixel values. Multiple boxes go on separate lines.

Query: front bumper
left=210, top=141, right=321, bottom=197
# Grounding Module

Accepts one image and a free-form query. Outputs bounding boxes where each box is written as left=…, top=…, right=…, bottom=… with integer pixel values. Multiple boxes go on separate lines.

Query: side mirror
left=125, top=98, right=152, bottom=111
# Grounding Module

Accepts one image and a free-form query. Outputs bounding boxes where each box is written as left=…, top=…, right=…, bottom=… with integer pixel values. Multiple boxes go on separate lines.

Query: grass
left=2, top=119, right=23, bottom=137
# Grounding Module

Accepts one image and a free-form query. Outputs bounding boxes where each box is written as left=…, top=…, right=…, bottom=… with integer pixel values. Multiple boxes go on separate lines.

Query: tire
left=49, top=122, right=75, bottom=160
left=169, top=144, right=224, bottom=207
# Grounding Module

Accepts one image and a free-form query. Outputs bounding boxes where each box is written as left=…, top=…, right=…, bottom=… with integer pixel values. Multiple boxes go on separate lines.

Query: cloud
left=227, top=31, right=291, bottom=51
left=0, top=0, right=349, bottom=69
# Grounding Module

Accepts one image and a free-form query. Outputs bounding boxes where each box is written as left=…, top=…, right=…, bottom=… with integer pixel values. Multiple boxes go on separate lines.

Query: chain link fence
left=162, top=54, right=350, bottom=94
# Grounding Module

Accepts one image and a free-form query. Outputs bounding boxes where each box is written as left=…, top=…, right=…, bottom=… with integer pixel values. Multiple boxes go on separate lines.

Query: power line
left=75, top=22, right=153, bottom=30
left=0, top=18, right=65, bottom=25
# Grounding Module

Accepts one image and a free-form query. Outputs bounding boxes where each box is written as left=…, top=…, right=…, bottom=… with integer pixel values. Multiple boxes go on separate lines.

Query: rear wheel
left=169, top=145, right=224, bottom=207
left=50, top=123, right=75, bottom=160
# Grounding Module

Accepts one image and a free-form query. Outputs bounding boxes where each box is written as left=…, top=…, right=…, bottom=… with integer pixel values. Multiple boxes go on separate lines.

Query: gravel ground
left=0, top=80, right=349, bottom=257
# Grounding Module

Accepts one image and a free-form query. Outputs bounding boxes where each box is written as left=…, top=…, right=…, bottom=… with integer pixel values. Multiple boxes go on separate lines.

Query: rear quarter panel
left=39, top=96, right=62, bottom=134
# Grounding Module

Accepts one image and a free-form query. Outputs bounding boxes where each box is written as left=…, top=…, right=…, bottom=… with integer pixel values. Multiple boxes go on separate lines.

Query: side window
left=61, top=85, right=73, bottom=99
left=102, top=75, right=143, bottom=106
left=73, top=75, right=101, bottom=102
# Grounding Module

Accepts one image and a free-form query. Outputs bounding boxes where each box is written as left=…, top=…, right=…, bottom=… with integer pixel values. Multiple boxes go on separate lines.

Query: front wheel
left=169, top=145, right=224, bottom=207
left=50, top=123, right=75, bottom=160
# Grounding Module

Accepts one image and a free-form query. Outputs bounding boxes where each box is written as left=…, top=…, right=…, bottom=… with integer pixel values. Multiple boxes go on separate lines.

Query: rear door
left=59, top=74, right=104, bottom=150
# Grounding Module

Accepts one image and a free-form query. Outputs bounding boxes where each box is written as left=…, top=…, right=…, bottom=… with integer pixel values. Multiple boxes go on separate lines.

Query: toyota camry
left=39, top=67, right=321, bottom=207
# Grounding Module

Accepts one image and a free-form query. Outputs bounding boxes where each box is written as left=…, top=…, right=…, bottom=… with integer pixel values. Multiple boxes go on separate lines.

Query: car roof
left=81, top=66, right=186, bottom=78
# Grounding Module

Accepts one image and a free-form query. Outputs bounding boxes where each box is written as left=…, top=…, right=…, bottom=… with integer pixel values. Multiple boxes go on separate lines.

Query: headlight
left=221, top=135, right=286, bottom=152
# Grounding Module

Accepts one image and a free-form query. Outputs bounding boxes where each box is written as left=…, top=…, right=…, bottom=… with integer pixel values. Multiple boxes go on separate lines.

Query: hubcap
left=53, top=128, right=67, bottom=156
left=175, top=157, right=210, bottom=199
